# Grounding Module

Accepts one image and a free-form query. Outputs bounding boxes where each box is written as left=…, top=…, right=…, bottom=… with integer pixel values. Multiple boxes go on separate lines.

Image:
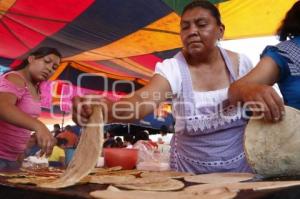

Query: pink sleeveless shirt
left=0, top=72, right=41, bottom=161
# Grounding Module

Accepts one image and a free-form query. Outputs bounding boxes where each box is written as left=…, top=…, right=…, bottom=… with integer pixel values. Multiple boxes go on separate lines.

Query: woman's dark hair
left=56, top=138, right=67, bottom=147
left=64, top=125, right=73, bottom=132
left=182, top=0, right=222, bottom=26
left=277, top=1, right=300, bottom=41
left=160, top=125, right=169, bottom=136
left=15, top=47, right=62, bottom=70
left=133, top=130, right=149, bottom=144
left=124, top=134, right=134, bottom=144
left=54, top=123, right=60, bottom=129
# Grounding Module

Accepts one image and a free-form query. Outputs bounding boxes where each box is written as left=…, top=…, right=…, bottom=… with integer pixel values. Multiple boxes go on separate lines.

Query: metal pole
left=61, top=111, right=65, bottom=130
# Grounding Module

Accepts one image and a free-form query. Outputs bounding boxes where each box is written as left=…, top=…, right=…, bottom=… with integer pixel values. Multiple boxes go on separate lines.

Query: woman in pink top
left=0, top=47, right=61, bottom=171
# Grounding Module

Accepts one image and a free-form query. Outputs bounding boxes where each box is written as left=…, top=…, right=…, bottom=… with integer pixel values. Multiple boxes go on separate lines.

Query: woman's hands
left=228, top=55, right=284, bottom=122
left=72, top=95, right=108, bottom=126
left=229, top=83, right=285, bottom=122
left=71, top=74, right=173, bottom=126
left=34, top=122, right=56, bottom=157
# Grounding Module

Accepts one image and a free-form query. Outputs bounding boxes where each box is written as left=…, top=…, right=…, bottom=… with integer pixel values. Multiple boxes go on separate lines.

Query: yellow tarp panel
left=0, top=0, right=16, bottom=19
left=70, top=62, right=145, bottom=82
left=220, top=0, right=297, bottom=39
left=65, top=13, right=181, bottom=61
left=65, top=0, right=296, bottom=61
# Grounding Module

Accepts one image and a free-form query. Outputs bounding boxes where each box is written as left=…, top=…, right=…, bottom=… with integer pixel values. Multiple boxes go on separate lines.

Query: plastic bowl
left=103, top=148, right=138, bottom=170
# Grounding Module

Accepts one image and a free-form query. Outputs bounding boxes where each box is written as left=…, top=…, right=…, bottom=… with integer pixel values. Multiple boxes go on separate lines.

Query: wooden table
left=0, top=176, right=106, bottom=199
left=1, top=176, right=300, bottom=199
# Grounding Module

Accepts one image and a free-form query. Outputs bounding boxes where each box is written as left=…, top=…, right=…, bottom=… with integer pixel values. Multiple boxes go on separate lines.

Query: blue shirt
left=261, top=36, right=300, bottom=109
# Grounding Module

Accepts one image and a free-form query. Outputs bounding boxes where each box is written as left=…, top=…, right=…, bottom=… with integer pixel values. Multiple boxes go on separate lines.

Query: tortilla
left=229, top=181, right=300, bottom=191
left=0, top=172, right=28, bottom=178
left=185, top=180, right=300, bottom=193
left=90, top=189, right=236, bottom=199
left=7, top=176, right=57, bottom=185
left=89, top=175, right=136, bottom=184
left=244, top=105, right=300, bottom=177
left=106, top=185, right=122, bottom=192
left=184, top=172, right=254, bottom=184
left=118, top=176, right=166, bottom=184
left=20, top=168, right=63, bottom=178
left=91, top=169, right=141, bottom=177
left=141, top=170, right=193, bottom=179
left=90, top=166, right=122, bottom=175
left=115, top=178, right=185, bottom=191
left=0, top=167, right=63, bottom=179
left=39, top=106, right=104, bottom=188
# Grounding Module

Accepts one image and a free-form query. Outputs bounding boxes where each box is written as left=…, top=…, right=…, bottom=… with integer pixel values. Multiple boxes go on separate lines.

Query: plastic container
left=103, top=148, right=138, bottom=170
left=96, top=156, right=104, bottom=167
left=136, top=162, right=170, bottom=171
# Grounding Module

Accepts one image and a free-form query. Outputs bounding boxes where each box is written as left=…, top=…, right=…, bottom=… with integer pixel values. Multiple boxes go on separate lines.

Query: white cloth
left=155, top=52, right=252, bottom=108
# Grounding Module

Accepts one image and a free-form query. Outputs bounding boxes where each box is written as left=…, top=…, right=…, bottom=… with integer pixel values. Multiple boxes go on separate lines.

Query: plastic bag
left=22, top=156, right=49, bottom=169
left=133, top=140, right=170, bottom=171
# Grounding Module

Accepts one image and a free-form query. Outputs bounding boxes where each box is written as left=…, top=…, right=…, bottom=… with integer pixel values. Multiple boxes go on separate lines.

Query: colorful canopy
left=0, top=0, right=297, bottom=124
